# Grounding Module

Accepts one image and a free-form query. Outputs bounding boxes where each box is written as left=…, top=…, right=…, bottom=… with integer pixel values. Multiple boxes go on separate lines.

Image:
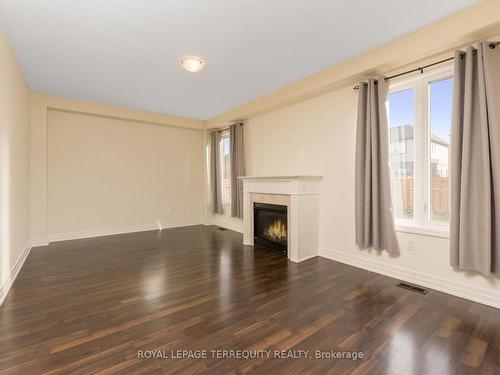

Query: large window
left=388, top=87, right=415, bottom=220
left=387, top=65, right=452, bottom=235
left=219, top=131, right=231, bottom=205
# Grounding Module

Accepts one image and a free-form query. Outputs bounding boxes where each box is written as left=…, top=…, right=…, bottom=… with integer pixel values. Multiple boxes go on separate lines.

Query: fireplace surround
left=239, top=175, right=322, bottom=263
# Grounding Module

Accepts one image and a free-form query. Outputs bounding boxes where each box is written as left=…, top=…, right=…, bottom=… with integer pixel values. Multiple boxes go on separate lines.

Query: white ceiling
left=0, top=0, right=478, bottom=120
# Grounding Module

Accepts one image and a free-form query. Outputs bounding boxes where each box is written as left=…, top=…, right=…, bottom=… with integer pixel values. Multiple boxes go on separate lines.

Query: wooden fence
left=391, top=177, right=449, bottom=220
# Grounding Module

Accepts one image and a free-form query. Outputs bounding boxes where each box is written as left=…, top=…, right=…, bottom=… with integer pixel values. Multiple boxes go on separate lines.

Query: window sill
left=395, top=225, right=449, bottom=239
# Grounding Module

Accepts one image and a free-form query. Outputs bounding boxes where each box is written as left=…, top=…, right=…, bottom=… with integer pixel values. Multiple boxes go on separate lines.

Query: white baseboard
left=47, top=222, right=203, bottom=243
left=0, top=242, right=32, bottom=306
left=30, top=238, right=49, bottom=247
left=319, top=246, right=500, bottom=310
left=212, top=221, right=243, bottom=233
left=296, top=254, right=319, bottom=263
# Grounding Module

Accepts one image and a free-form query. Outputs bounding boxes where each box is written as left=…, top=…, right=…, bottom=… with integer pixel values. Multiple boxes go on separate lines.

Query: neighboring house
left=430, top=133, right=449, bottom=177
left=390, top=124, right=415, bottom=178
left=389, top=124, right=449, bottom=178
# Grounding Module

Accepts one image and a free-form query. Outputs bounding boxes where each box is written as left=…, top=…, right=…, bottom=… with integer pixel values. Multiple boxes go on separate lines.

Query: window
left=219, top=131, right=231, bottom=205
left=388, top=87, right=415, bottom=221
left=387, top=65, right=452, bottom=235
left=429, top=78, right=452, bottom=224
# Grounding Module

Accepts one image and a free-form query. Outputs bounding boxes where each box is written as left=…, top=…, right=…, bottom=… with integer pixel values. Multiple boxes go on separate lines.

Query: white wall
left=212, top=206, right=245, bottom=233
left=46, top=109, right=204, bottom=239
left=213, top=84, right=500, bottom=307
left=0, top=26, right=31, bottom=300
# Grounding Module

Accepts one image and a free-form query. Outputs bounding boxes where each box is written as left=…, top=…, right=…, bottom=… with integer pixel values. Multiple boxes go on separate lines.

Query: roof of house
left=390, top=124, right=449, bottom=146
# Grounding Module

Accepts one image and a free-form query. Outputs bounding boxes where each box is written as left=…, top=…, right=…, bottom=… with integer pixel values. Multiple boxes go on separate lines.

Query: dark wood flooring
left=1, top=225, right=500, bottom=374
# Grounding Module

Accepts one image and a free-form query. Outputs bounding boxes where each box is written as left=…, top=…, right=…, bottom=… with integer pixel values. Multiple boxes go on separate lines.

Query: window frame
left=388, top=63, right=453, bottom=238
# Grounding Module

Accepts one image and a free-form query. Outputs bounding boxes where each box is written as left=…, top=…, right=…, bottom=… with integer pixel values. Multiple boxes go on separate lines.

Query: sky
left=388, top=77, right=453, bottom=143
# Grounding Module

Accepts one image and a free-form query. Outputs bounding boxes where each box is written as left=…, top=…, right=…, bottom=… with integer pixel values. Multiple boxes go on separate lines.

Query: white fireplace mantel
left=239, top=175, right=322, bottom=263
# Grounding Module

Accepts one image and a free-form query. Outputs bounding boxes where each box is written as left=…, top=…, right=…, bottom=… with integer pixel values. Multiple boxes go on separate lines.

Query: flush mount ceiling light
left=180, top=56, right=205, bottom=73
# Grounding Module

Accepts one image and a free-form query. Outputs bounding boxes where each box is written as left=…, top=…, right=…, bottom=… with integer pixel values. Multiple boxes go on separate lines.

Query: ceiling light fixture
left=180, top=56, right=205, bottom=73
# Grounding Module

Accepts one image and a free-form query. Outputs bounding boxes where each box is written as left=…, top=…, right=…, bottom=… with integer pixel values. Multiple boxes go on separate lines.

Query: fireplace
left=241, top=176, right=321, bottom=262
left=253, top=202, right=287, bottom=256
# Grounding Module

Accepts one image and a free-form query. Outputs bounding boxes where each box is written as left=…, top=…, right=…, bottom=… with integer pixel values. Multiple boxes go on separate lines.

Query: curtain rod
left=210, top=122, right=244, bottom=134
left=214, top=127, right=230, bottom=134
left=353, top=41, right=500, bottom=90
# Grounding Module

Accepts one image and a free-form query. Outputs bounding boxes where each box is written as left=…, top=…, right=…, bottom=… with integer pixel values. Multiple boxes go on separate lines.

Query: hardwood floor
left=1, top=225, right=500, bottom=374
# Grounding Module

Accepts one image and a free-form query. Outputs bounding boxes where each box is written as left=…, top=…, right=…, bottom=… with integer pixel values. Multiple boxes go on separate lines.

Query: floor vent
left=217, top=227, right=227, bottom=231
left=396, top=282, right=428, bottom=294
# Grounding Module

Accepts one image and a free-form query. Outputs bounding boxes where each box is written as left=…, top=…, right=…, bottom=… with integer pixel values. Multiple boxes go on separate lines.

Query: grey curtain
left=230, top=122, right=245, bottom=218
left=450, top=43, right=500, bottom=277
left=210, top=130, right=223, bottom=214
left=355, top=79, right=399, bottom=255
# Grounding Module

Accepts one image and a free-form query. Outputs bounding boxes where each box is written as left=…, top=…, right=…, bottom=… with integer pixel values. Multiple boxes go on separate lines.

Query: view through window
left=388, top=88, right=415, bottom=221
left=388, top=70, right=452, bottom=231
left=429, top=78, right=452, bottom=223
left=219, top=131, right=231, bottom=205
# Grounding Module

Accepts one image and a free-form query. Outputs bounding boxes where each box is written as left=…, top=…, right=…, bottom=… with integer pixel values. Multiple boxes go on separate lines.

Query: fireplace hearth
left=253, top=202, right=287, bottom=256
